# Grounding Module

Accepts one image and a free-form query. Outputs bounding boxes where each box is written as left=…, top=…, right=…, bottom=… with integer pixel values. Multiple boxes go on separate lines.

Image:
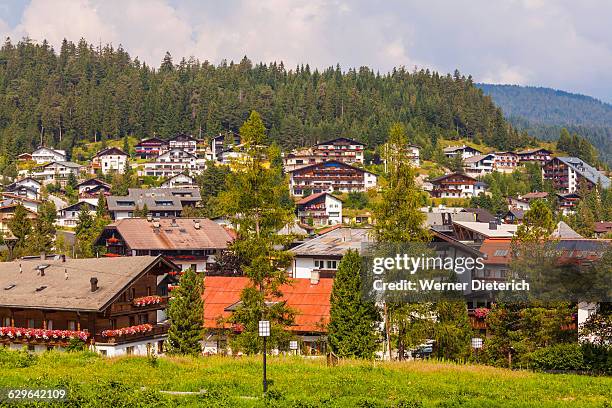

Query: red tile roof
left=479, top=239, right=512, bottom=265
left=594, top=221, right=612, bottom=234
left=296, top=192, right=327, bottom=205
left=203, top=276, right=332, bottom=333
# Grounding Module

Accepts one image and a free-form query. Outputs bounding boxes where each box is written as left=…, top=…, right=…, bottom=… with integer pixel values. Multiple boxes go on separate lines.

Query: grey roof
left=291, top=227, right=373, bottom=257
left=551, top=221, right=582, bottom=239
left=443, top=145, right=482, bottom=153
left=555, top=157, right=611, bottom=189
left=0, top=256, right=175, bottom=312
left=107, top=188, right=201, bottom=212
left=42, top=161, right=82, bottom=169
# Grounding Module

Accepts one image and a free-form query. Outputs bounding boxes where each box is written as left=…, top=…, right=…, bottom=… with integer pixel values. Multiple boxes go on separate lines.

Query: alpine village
left=0, top=39, right=611, bottom=405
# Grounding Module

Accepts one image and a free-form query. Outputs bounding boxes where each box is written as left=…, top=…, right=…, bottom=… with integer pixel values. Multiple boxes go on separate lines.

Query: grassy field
left=0, top=351, right=611, bottom=407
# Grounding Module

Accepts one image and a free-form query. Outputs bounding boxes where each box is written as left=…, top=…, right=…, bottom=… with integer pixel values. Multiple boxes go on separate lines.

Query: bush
left=529, top=343, right=584, bottom=371
left=0, top=347, right=37, bottom=368
left=581, top=343, right=612, bottom=374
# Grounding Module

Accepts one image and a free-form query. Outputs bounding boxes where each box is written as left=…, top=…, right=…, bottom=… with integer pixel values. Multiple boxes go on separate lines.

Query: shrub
left=0, top=347, right=37, bottom=368
left=581, top=343, right=612, bottom=374
left=529, top=343, right=584, bottom=371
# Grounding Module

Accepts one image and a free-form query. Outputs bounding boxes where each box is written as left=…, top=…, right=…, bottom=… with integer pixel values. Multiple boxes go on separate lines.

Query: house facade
left=543, top=157, right=611, bottom=193
left=443, top=145, right=482, bottom=159
left=143, top=149, right=204, bottom=178
left=517, top=148, right=552, bottom=164
left=31, top=161, right=82, bottom=184
left=296, top=192, right=343, bottom=226
left=92, top=147, right=129, bottom=175
left=160, top=174, right=197, bottom=189
left=134, top=137, right=169, bottom=159
left=106, top=188, right=201, bottom=220
left=31, top=147, right=67, bottom=164
left=211, top=132, right=241, bottom=161
left=0, top=255, right=178, bottom=356
left=56, top=201, right=97, bottom=227
left=314, top=137, right=365, bottom=164
left=288, top=161, right=377, bottom=196
left=493, top=152, right=519, bottom=173
left=96, top=218, right=233, bottom=273
left=463, top=154, right=495, bottom=177
left=168, top=133, right=198, bottom=154
left=429, top=173, right=486, bottom=199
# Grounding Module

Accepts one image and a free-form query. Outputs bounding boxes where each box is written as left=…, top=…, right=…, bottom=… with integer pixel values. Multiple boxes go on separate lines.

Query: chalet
left=288, top=160, right=377, bottom=196
left=593, top=221, right=612, bottom=238
left=17, top=153, right=33, bottom=161
left=31, top=147, right=67, bottom=164
left=0, top=202, right=37, bottom=234
left=134, top=137, right=169, bottom=159
left=211, top=132, right=241, bottom=161
left=521, top=191, right=549, bottom=201
left=76, top=178, right=111, bottom=204
left=0, top=255, right=178, bottom=356
left=283, top=147, right=326, bottom=172
left=543, top=157, right=610, bottom=193
left=0, top=193, right=41, bottom=213
left=143, top=148, right=204, bottom=178
left=203, top=276, right=332, bottom=355
left=429, top=173, right=487, bottom=199
left=556, top=192, right=581, bottom=215
left=493, top=152, right=519, bottom=173
left=106, top=188, right=201, bottom=220
left=160, top=174, right=197, bottom=189
left=290, top=227, right=373, bottom=279
left=3, top=177, right=41, bottom=201
left=296, top=193, right=343, bottom=227
left=168, top=133, right=198, bottom=154
left=463, top=154, right=495, bottom=176
left=31, top=161, right=82, bottom=184
left=443, top=145, right=482, bottom=159
left=517, top=148, right=552, bottom=164
left=508, top=197, right=530, bottom=211
left=504, top=208, right=524, bottom=224
left=92, top=147, right=129, bottom=175
left=56, top=201, right=97, bottom=227
left=95, top=218, right=233, bottom=273
left=314, top=137, right=365, bottom=164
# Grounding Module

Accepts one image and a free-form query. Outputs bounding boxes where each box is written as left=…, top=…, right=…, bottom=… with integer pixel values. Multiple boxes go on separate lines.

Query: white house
left=160, top=173, right=197, bottom=189
left=443, top=145, right=482, bottom=159
left=429, top=173, right=487, bottom=199
left=92, top=147, right=129, bottom=175
left=144, top=149, right=205, bottom=178
left=4, top=177, right=41, bottom=200
left=56, top=201, right=97, bottom=227
left=168, top=133, right=198, bottom=154
left=31, top=161, right=82, bottom=184
left=407, top=144, right=420, bottom=167
left=463, top=154, right=495, bottom=177
left=31, top=147, right=66, bottom=164
left=296, top=192, right=343, bottom=226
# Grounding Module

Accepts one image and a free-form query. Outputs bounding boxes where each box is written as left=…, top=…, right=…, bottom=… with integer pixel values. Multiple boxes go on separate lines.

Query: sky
left=2, top=0, right=612, bottom=102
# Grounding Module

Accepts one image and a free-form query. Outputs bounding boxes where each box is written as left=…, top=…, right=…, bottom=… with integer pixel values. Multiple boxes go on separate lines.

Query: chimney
left=488, top=221, right=498, bottom=230
left=310, top=269, right=320, bottom=285
left=194, top=219, right=200, bottom=229
left=90, top=277, right=98, bottom=292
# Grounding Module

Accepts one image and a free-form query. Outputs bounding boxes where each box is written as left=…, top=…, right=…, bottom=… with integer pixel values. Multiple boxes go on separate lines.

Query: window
left=47, top=346, right=54, bottom=351
left=326, top=260, right=337, bottom=269
left=131, top=288, right=136, bottom=299
left=129, top=316, right=135, bottom=326
left=28, top=345, right=35, bottom=352
left=157, top=340, right=164, bottom=354
left=126, top=346, right=134, bottom=356
left=100, top=350, right=107, bottom=356
left=493, top=249, right=509, bottom=257
left=110, top=319, right=117, bottom=330
left=67, top=320, right=76, bottom=331
left=191, top=264, right=197, bottom=272
left=45, top=320, right=53, bottom=330
left=2, top=317, right=10, bottom=326
left=139, top=314, right=149, bottom=324
left=147, top=287, right=152, bottom=296
left=27, top=318, right=35, bottom=328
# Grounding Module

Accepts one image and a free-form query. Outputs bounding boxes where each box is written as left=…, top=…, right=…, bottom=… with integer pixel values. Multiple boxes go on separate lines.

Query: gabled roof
left=0, top=256, right=177, bottom=312
left=517, top=148, right=552, bottom=155
left=32, top=147, right=66, bottom=156
left=99, top=218, right=233, bottom=251
left=135, top=137, right=168, bottom=146
left=296, top=192, right=342, bottom=205
left=429, top=172, right=477, bottom=184
left=161, top=173, right=196, bottom=184
left=315, top=137, right=365, bottom=146
left=552, top=157, right=611, bottom=189
left=593, top=222, right=612, bottom=234
left=461, top=208, right=496, bottom=223
left=522, top=192, right=549, bottom=200
left=463, top=154, right=495, bottom=164
left=453, top=221, right=518, bottom=238
left=1, top=192, right=41, bottom=204
left=14, top=177, right=41, bottom=186
left=76, top=178, right=111, bottom=189
left=551, top=221, right=582, bottom=239
left=506, top=208, right=525, bottom=219
left=60, top=201, right=97, bottom=213
left=158, top=148, right=197, bottom=159
left=287, top=160, right=376, bottom=175
left=203, top=276, right=332, bottom=333
left=93, top=147, right=128, bottom=158
left=479, top=239, right=512, bottom=265
left=291, top=227, right=372, bottom=257
left=41, top=161, right=82, bottom=169
left=443, top=145, right=482, bottom=153
left=169, top=133, right=198, bottom=142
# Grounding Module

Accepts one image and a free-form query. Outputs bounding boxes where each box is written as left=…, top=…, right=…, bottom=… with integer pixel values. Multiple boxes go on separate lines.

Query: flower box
left=0, top=327, right=89, bottom=341
left=474, top=307, right=490, bottom=320
left=101, top=324, right=154, bottom=338
left=132, top=295, right=162, bottom=307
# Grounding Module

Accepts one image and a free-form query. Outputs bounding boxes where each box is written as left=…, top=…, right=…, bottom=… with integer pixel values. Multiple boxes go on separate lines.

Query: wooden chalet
left=288, top=160, right=377, bottom=196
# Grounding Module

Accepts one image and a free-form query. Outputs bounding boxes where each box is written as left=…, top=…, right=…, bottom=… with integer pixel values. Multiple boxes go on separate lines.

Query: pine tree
left=166, top=268, right=204, bottom=356
left=515, top=199, right=556, bottom=243
left=328, top=250, right=379, bottom=358
left=96, top=193, right=108, bottom=217
left=432, top=301, right=472, bottom=360
left=7, top=204, right=32, bottom=254
left=26, top=200, right=56, bottom=255
left=217, top=111, right=296, bottom=354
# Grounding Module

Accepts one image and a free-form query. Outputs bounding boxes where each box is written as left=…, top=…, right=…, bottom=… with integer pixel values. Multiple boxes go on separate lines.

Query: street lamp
left=289, top=340, right=298, bottom=355
left=471, top=337, right=483, bottom=363
left=4, top=231, right=18, bottom=261
left=258, top=320, right=270, bottom=393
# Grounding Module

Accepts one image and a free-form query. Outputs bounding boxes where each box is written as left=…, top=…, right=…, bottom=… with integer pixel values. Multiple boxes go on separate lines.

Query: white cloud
left=1, top=0, right=612, bottom=101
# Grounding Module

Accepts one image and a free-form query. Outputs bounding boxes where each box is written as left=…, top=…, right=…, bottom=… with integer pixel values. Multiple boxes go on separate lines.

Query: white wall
left=93, top=337, right=165, bottom=357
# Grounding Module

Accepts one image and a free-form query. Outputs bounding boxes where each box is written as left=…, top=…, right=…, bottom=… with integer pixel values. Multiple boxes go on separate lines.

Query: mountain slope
left=478, top=84, right=612, bottom=164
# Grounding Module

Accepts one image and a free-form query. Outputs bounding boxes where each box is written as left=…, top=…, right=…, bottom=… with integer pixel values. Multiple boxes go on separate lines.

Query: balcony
left=94, top=323, right=169, bottom=345
left=109, top=296, right=169, bottom=315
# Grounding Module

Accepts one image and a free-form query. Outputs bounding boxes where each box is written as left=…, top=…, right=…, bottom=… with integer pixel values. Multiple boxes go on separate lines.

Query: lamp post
left=289, top=340, right=298, bottom=355
left=4, top=231, right=18, bottom=261
left=258, top=320, right=270, bottom=393
left=471, top=337, right=483, bottom=363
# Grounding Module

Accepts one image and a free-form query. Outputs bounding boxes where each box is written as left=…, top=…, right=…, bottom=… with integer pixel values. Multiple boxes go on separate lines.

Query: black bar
left=263, top=336, right=268, bottom=393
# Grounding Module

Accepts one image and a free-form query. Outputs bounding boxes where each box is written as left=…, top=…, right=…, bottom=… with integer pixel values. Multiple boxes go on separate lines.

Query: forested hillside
left=478, top=84, right=612, bottom=164
left=0, top=38, right=532, bottom=166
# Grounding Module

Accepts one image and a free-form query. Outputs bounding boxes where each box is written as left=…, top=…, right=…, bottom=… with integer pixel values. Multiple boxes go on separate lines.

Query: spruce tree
left=166, top=268, right=204, bottom=356
left=328, top=250, right=379, bottom=359
left=7, top=204, right=32, bottom=255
